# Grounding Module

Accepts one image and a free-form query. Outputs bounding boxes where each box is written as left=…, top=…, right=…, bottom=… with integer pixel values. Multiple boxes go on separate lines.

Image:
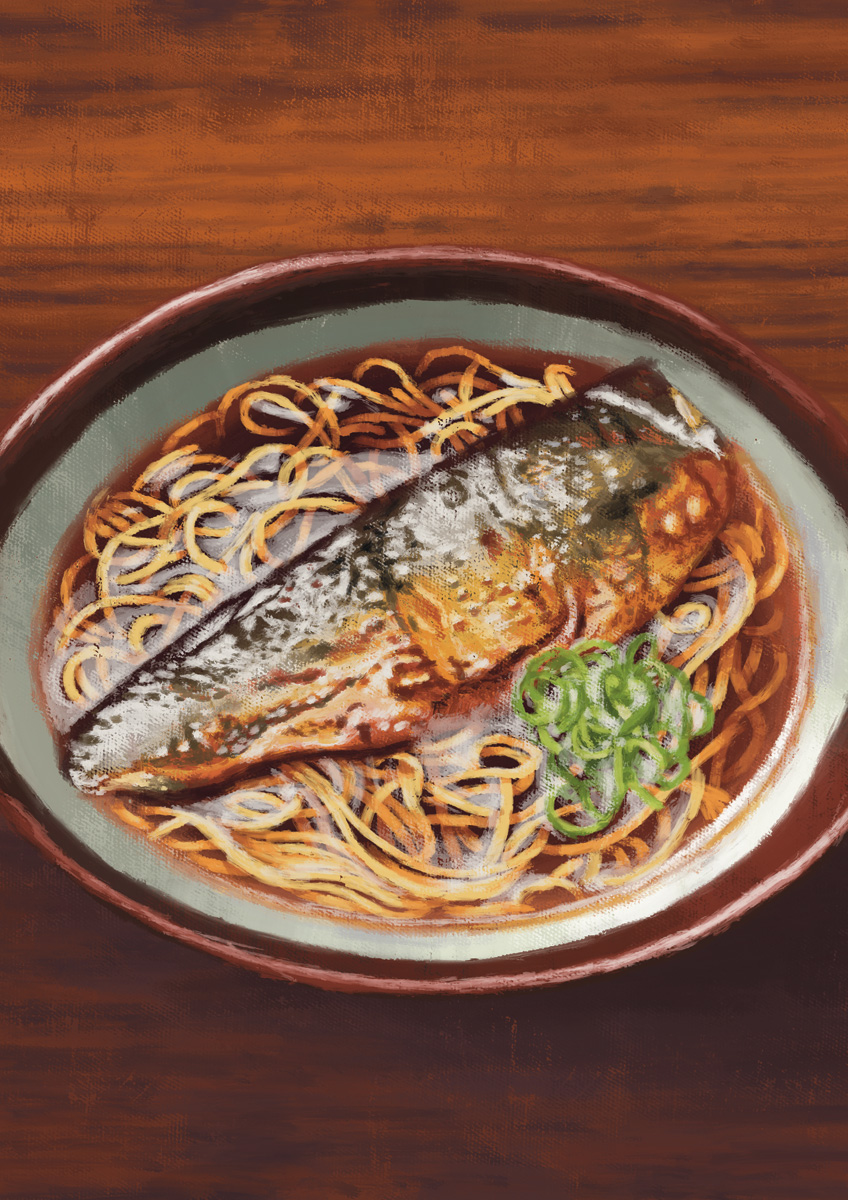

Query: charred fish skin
left=65, top=364, right=733, bottom=795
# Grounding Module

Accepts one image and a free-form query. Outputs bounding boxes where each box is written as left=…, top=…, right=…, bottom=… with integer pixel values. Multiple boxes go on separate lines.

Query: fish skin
left=66, top=364, right=734, bottom=795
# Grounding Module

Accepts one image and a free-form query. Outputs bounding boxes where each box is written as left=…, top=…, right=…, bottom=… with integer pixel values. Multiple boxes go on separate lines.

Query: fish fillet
left=66, top=364, right=734, bottom=794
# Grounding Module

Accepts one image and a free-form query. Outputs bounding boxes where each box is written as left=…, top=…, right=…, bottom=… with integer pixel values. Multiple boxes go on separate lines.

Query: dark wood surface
left=2, top=2, right=848, bottom=1196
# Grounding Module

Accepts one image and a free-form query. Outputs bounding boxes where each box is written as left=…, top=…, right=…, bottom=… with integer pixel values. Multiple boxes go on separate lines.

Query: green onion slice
left=513, top=635, right=713, bottom=839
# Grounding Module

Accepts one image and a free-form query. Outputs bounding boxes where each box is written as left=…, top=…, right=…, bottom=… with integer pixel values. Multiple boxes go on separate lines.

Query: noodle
left=52, top=346, right=796, bottom=920
left=52, top=349, right=576, bottom=709
left=110, top=496, right=792, bottom=918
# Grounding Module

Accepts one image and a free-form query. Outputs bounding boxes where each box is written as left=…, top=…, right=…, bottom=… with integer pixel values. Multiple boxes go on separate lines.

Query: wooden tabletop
left=2, top=3, right=848, bottom=1197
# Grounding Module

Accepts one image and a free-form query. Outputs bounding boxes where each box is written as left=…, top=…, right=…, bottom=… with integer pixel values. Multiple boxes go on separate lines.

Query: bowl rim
left=2, top=244, right=847, bottom=994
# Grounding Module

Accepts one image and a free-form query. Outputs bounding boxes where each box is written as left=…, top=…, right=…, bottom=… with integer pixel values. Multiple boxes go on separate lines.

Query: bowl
left=1, top=246, right=847, bottom=993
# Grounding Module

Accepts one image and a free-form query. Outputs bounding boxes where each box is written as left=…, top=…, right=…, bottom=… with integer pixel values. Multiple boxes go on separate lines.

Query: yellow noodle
left=61, top=350, right=794, bottom=920
left=595, top=771, right=705, bottom=888
left=114, top=501, right=791, bottom=919
left=127, top=613, right=169, bottom=653
left=59, top=595, right=200, bottom=648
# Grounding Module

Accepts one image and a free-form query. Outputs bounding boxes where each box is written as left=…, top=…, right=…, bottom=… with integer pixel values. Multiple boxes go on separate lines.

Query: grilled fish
left=66, top=364, right=734, bottom=794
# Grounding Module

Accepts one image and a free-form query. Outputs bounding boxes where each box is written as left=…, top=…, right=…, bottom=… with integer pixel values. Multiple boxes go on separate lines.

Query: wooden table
left=2, top=3, right=847, bottom=1196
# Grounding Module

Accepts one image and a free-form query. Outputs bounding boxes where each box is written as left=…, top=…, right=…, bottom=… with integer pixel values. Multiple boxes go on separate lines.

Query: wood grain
left=1, top=1, right=848, bottom=1197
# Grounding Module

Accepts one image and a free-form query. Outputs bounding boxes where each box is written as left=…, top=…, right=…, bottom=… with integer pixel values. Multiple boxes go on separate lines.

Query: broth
left=40, top=343, right=809, bottom=925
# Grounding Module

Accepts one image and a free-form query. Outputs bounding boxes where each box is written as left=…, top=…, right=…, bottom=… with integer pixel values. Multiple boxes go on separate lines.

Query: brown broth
left=42, top=342, right=809, bottom=924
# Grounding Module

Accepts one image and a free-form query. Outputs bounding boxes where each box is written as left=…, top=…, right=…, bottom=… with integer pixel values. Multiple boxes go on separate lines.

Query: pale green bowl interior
left=2, top=299, right=846, bottom=963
